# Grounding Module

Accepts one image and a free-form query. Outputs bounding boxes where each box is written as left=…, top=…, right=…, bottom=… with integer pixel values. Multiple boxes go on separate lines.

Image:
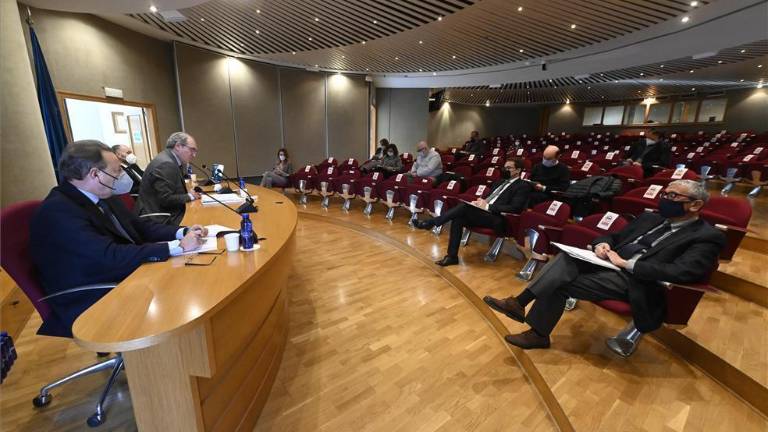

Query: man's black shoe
left=435, top=255, right=459, bottom=266
left=414, top=219, right=435, bottom=230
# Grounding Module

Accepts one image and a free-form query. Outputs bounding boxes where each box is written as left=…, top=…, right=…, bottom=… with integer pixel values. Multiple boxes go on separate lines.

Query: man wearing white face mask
left=112, top=144, right=143, bottom=195
left=30, top=140, right=207, bottom=334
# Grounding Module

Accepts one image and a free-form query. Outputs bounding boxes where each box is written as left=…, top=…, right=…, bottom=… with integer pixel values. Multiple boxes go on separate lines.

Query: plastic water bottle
left=186, top=164, right=193, bottom=178
left=238, top=177, right=248, bottom=199
left=240, top=214, right=254, bottom=250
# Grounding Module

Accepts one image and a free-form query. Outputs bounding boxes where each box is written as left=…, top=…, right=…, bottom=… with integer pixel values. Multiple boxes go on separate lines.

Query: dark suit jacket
left=591, top=212, right=725, bottom=333
left=629, top=138, right=671, bottom=176
left=136, top=149, right=191, bottom=225
left=487, top=178, right=532, bottom=215
left=30, top=181, right=180, bottom=335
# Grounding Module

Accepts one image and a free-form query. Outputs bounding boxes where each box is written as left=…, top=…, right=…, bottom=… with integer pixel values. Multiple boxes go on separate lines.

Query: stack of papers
left=201, top=193, right=245, bottom=205
left=551, top=242, right=621, bottom=271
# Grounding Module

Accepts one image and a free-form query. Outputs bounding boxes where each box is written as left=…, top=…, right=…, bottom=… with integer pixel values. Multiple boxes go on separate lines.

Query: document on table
left=204, top=224, right=236, bottom=237
left=551, top=242, right=621, bottom=271
left=180, top=237, right=219, bottom=255
left=201, top=193, right=245, bottom=205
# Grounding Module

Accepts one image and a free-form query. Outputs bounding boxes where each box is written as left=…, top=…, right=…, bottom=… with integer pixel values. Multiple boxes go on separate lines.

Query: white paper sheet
left=201, top=193, right=245, bottom=205
left=551, top=242, right=621, bottom=271
left=180, top=236, right=219, bottom=255
left=204, top=224, right=236, bottom=237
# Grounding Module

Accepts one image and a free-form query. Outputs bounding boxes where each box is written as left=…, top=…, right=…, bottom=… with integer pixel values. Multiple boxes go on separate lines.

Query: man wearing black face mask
left=414, top=158, right=532, bottom=266
left=626, top=129, right=671, bottom=177
left=483, top=179, right=725, bottom=350
left=29, top=140, right=207, bottom=334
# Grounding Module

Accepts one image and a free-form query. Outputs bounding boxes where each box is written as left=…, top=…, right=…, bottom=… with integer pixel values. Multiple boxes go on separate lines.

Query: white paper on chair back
left=475, top=185, right=486, bottom=196
left=546, top=201, right=563, bottom=216
left=597, top=212, right=619, bottom=230
left=644, top=185, right=663, bottom=199
left=671, top=167, right=688, bottom=179
left=581, top=161, right=593, bottom=171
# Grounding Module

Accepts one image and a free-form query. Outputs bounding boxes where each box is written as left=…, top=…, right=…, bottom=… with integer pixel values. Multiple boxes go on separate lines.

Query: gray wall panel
left=327, top=74, right=369, bottom=162
left=376, top=88, right=429, bottom=154
left=428, top=103, right=542, bottom=147
left=279, top=69, right=327, bottom=167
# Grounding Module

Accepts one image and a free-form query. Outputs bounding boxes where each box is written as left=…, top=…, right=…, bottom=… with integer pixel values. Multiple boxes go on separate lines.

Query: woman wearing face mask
left=260, top=149, right=293, bottom=188
left=360, top=139, right=390, bottom=173
left=377, top=143, right=404, bottom=177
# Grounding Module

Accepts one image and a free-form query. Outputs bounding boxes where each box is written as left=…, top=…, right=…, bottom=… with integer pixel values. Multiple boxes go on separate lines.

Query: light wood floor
left=295, top=196, right=768, bottom=431
left=718, top=248, right=768, bottom=288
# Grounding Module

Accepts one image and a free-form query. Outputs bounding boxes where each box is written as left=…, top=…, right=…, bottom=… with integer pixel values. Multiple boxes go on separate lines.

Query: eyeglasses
left=660, top=191, right=695, bottom=201
left=182, top=144, right=198, bottom=154
left=98, top=167, right=125, bottom=181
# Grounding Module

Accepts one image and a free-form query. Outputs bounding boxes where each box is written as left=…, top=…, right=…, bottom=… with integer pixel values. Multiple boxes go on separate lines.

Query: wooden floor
left=2, top=191, right=766, bottom=432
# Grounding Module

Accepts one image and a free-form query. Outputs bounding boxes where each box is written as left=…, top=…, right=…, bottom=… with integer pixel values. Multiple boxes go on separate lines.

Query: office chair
left=0, top=200, right=122, bottom=428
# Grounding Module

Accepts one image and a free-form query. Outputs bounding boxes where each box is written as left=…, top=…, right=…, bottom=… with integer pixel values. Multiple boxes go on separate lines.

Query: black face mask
left=501, top=168, right=515, bottom=179
left=658, top=198, right=687, bottom=218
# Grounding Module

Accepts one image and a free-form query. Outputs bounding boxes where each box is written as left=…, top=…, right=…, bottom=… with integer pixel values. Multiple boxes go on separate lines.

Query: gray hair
left=166, top=131, right=192, bottom=149
left=59, top=140, right=112, bottom=181
left=670, top=179, right=709, bottom=203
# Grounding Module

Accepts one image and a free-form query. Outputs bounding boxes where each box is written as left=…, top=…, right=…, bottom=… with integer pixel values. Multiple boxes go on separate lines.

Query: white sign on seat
left=546, top=200, right=563, bottom=216
left=643, top=185, right=663, bottom=199
left=597, top=212, right=619, bottom=230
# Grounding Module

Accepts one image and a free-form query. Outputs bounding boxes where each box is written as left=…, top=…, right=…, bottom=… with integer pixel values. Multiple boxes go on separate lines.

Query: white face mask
left=125, top=153, right=138, bottom=165
left=99, top=169, right=133, bottom=195
left=278, top=154, right=286, bottom=161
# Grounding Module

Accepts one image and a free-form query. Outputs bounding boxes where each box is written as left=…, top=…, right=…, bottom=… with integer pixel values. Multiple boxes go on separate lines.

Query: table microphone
left=194, top=186, right=257, bottom=215
left=190, top=162, right=234, bottom=193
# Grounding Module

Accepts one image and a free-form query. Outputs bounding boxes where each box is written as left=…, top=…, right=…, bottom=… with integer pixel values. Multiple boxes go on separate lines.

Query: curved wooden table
left=73, top=186, right=297, bottom=431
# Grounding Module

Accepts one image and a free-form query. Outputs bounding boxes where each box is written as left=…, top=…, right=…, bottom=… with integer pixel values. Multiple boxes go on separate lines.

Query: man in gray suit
left=136, top=132, right=201, bottom=225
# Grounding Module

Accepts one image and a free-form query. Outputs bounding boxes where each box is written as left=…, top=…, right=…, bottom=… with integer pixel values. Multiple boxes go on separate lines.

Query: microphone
left=205, top=164, right=239, bottom=194
left=190, top=162, right=234, bottom=193
left=194, top=186, right=257, bottom=215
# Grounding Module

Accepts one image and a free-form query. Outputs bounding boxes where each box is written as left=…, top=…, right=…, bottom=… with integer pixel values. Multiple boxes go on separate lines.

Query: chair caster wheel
left=33, top=394, right=52, bottom=407
left=87, top=413, right=105, bottom=427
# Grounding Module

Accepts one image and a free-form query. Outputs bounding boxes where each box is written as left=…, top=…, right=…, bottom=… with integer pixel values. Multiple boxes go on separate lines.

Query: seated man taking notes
left=414, top=158, right=531, bottom=266
left=483, top=179, right=725, bottom=349
left=30, top=140, right=207, bottom=334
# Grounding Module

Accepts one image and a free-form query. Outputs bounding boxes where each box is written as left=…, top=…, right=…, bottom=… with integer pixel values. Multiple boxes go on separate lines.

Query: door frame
left=57, top=91, right=162, bottom=154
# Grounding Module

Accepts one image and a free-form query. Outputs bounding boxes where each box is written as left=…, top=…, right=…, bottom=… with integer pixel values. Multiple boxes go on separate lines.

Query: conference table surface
left=72, top=185, right=297, bottom=354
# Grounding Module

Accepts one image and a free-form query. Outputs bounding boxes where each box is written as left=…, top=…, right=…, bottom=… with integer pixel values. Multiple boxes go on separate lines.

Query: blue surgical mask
left=99, top=169, right=133, bottom=195
left=542, top=159, right=557, bottom=168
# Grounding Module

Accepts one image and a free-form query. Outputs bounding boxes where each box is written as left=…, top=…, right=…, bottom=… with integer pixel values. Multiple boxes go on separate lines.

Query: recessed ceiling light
left=587, top=86, right=591, bottom=89
left=291, top=51, right=296, bottom=55
left=314, top=17, right=320, bottom=22
left=419, top=40, right=423, bottom=44
left=614, top=80, right=619, bottom=83
left=570, top=24, right=577, bottom=29
left=452, top=55, right=456, bottom=59
left=681, top=16, right=690, bottom=23
left=341, top=55, right=345, bottom=58
left=394, top=56, right=399, bottom=60
left=372, top=20, right=377, bottom=24
left=200, top=18, right=205, bottom=21
left=361, top=41, right=366, bottom=45
left=255, top=29, right=260, bottom=34
left=149, top=5, right=157, bottom=12
left=314, top=64, right=319, bottom=67
left=549, top=79, right=553, bottom=82
left=640, top=72, right=644, bottom=76
left=759, top=83, right=764, bottom=88
left=432, top=72, right=437, bottom=76
left=256, top=9, right=261, bottom=14
left=600, top=73, right=604, bottom=76
left=660, top=64, right=664, bottom=68
left=366, top=68, right=370, bottom=71
left=690, top=1, right=698, bottom=6
left=308, top=37, right=312, bottom=41
left=437, top=16, right=443, bottom=21
left=518, top=6, right=523, bottom=12
left=759, top=64, right=764, bottom=68
left=717, top=60, right=723, bottom=64
left=519, top=49, right=524, bottom=53
left=419, top=69, right=423, bottom=72
left=689, top=69, right=694, bottom=73
left=659, top=78, right=664, bottom=81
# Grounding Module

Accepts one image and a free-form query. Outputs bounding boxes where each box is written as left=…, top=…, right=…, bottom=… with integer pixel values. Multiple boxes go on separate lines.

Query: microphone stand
left=190, top=162, right=234, bottom=193
left=194, top=187, right=257, bottom=214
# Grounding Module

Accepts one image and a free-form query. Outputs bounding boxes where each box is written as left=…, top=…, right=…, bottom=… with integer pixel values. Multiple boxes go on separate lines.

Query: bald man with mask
left=528, top=145, right=571, bottom=206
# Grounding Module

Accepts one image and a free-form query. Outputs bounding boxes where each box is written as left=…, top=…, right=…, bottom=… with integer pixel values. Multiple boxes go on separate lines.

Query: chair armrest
left=139, top=212, right=172, bottom=218
left=537, top=224, right=564, bottom=252
left=39, top=283, right=119, bottom=302
left=658, top=281, right=719, bottom=294
left=713, top=223, right=747, bottom=261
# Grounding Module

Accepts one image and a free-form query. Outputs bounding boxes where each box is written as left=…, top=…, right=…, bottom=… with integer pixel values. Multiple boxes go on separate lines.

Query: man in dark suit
left=112, top=144, right=143, bottom=195
left=30, top=140, right=206, bottom=335
left=483, top=179, right=725, bottom=349
left=626, top=129, right=671, bottom=178
left=414, top=158, right=532, bottom=266
left=528, top=145, right=571, bottom=206
left=136, top=132, right=201, bottom=225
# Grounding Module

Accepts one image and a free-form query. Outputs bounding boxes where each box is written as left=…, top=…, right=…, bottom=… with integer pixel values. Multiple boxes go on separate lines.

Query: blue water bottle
left=240, top=214, right=255, bottom=250
left=186, top=164, right=193, bottom=179
left=239, top=177, right=246, bottom=190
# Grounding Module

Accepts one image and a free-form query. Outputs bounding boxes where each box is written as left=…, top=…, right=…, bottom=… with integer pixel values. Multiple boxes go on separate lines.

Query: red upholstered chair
left=641, top=167, right=699, bottom=187
left=117, top=194, right=171, bottom=222
left=332, top=167, right=361, bottom=211
left=400, top=152, right=414, bottom=167
left=700, top=196, right=752, bottom=261
left=401, top=176, right=434, bottom=225
left=468, top=166, right=501, bottom=187
left=0, top=201, right=124, bottom=427
left=355, top=171, right=386, bottom=215
left=452, top=153, right=481, bottom=175
left=515, top=200, right=572, bottom=279
left=611, top=185, right=664, bottom=218
left=475, top=155, right=505, bottom=174
left=315, top=156, right=338, bottom=172
left=440, top=154, right=455, bottom=172
left=316, top=165, right=340, bottom=208
left=376, top=173, right=410, bottom=220
left=569, top=160, right=605, bottom=181
left=426, top=179, right=464, bottom=234
left=293, top=164, right=318, bottom=205
left=337, top=157, right=359, bottom=172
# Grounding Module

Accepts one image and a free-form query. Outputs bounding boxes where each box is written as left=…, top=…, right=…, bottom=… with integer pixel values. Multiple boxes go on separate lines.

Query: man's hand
left=180, top=230, right=203, bottom=252
left=188, top=224, right=208, bottom=237
left=190, top=191, right=201, bottom=200
left=632, top=161, right=642, bottom=166
left=594, top=242, right=612, bottom=259
left=533, top=183, right=545, bottom=191
left=606, top=250, right=628, bottom=268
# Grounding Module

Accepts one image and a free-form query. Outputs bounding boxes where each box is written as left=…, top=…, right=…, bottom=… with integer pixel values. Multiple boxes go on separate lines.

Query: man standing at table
left=30, top=140, right=206, bottom=334
left=136, top=132, right=201, bottom=225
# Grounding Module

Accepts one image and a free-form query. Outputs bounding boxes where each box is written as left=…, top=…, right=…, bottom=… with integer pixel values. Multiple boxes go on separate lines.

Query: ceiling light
left=291, top=51, right=296, bottom=55
left=600, top=73, right=604, bottom=76
left=518, top=6, right=523, bottom=12
left=452, top=55, right=456, bottom=59
left=366, top=68, right=370, bottom=71
left=149, top=5, right=158, bottom=12
left=200, top=18, right=205, bottom=22
left=419, top=69, right=423, bottom=72
left=256, top=9, right=260, bottom=14
left=419, top=40, right=423, bottom=44
left=565, top=99, right=570, bottom=104
left=394, top=56, right=399, bottom=60
left=255, top=29, right=260, bottom=34
left=341, top=55, right=345, bottom=58
left=372, top=20, right=377, bottom=24
left=660, top=64, right=664, bottom=68
left=740, top=49, right=746, bottom=53
left=639, top=72, right=644, bottom=76
left=437, top=16, right=443, bottom=21
left=681, top=16, right=690, bottom=23
left=314, top=64, right=319, bottom=68
left=718, top=60, right=723, bottom=63
left=659, top=78, right=664, bottom=81
left=689, top=70, right=694, bottom=73
left=432, top=72, right=437, bottom=76
left=549, top=79, right=553, bottom=82
left=361, top=41, right=366, bottom=45
left=308, top=37, right=312, bottom=41
left=570, top=24, right=577, bottom=29
left=692, top=87, right=696, bottom=91
left=314, top=17, right=320, bottom=22
left=587, top=86, right=591, bottom=89
left=519, top=49, right=524, bottom=53
left=485, top=100, right=490, bottom=107
left=740, top=79, right=745, bottom=82
left=759, top=65, right=764, bottom=68
left=690, top=1, right=698, bottom=6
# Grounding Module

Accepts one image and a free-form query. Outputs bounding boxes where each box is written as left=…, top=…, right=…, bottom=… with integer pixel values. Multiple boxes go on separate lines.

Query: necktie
left=486, top=180, right=512, bottom=205
left=98, top=201, right=135, bottom=243
left=617, top=222, right=670, bottom=259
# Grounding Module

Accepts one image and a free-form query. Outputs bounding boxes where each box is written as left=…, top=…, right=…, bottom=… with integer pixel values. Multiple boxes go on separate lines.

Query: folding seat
left=440, top=154, right=455, bottom=172
left=641, top=167, right=699, bottom=188
left=400, top=176, right=434, bottom=225
left=426, top=179, right=464, bottom=234
left=467, top=166, right=501, bottom=187
left=700, top=196, right=752, bottom=261
left=570, top=160, right=605, bottom=181
left=332, top=165, right=361, bottom=211
left=474, top=154, right=505, bottom=174
left=522, top=212, right=630, bottom=285
left=514, top=200, right=572, bottom=279
left=611, top=184, right=663, bottom=217
left=561, top=148, right=588, bottom=167
left=457, top=188, right=525, bottom=262
left=292, top=165, right=318, bottom=205
left=452, top=153, right=481, bottom=174
left=355, top=171, right=386, bottom=215
left=400, top=152, right=414, bottom=167
left=376, top=173, right=410, bottom=220
left=591, top=151, right=622, bottom=171
left=316, top=156, right=338, bottom=172
left=337, top=157, right=359, bottom=172
left=316, top=165, right=340, bottom=208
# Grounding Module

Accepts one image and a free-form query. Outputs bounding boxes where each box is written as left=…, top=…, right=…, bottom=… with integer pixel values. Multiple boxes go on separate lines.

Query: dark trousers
left=525, top=254, right=630, bottom=335
left=432, top=203, right=505, bottom=257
